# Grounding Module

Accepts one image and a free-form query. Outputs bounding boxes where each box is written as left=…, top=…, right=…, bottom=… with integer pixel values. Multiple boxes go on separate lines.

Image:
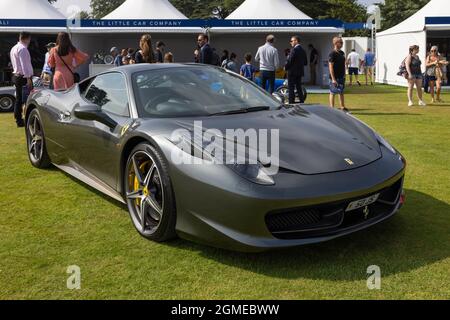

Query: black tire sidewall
left=0, top=95, right=15, bottom=112
left=125, top=142, right=177, bottom=242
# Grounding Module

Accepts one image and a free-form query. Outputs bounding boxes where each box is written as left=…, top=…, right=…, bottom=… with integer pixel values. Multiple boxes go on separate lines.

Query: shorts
left=329, top=78, right=345, bottom=95
left=348, top=67, right=359, bottom=76
left=410, top=74, right=423, bottom=80
left=428, top=76, right=437, bottom=82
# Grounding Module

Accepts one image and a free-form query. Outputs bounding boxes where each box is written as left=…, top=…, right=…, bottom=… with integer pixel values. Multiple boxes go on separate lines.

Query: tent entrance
left=428, top=30, right=450, bottom=86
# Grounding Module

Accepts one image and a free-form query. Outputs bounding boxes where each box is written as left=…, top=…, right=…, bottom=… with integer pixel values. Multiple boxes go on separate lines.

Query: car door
left=67, top=72, right=133, bottom=189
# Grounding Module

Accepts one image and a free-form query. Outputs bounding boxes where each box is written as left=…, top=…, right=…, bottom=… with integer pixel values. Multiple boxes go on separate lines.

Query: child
left=240, top=53, right=257, bottom=81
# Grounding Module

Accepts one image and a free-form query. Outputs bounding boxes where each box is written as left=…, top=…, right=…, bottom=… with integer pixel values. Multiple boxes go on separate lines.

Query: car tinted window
left=84, top=72, right=129, bottom=117
left=132, top=66, right=280, bottom=118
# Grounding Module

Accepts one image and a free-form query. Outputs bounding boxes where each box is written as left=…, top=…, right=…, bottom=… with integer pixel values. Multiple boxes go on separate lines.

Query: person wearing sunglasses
left=196, top=34, right=214, bottom=65
left=426, top=46, right=449, bottom=103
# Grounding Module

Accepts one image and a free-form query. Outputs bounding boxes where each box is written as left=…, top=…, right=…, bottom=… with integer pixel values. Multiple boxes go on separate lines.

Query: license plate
left=346, top=194, right=380, bottom=212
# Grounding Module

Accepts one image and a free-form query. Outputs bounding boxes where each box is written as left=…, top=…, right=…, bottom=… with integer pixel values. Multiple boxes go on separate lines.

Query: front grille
left=266, top=178, right=403, bottom=240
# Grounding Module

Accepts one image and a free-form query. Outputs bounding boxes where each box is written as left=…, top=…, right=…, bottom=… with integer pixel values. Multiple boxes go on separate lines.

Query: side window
left=78, top=77, right=94, bottom=95
left=84, top=73, right=130, bottom=117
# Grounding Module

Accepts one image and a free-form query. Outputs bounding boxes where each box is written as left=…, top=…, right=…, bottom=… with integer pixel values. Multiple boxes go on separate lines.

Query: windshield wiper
left=209, top=106, right=271, bottom=116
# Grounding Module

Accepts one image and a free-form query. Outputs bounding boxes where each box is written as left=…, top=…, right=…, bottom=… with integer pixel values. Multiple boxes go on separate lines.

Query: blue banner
left=425, top=17, right=450, bottom=25
left=0, top=18, right=344, bottom=29
left=343, top=22, right=368, bottom=30
left=208, top=19, right=343, bottom=28
left=84, top=19, right=208, bottom=28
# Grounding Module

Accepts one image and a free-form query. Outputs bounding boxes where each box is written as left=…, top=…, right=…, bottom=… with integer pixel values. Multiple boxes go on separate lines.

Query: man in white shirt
left=10, top=32, right=33, bottom=127
left=255, top=35, right=280, bottom=94
left=346, top=49, right=362, bottom=86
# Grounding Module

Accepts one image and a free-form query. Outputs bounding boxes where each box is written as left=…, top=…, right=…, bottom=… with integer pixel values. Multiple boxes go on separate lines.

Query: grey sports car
left=24, top=64, right=406, bottom=252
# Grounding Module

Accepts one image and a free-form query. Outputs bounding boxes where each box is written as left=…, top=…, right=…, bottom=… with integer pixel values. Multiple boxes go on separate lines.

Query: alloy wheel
left=126, top=150, right=165, bottom=235
left=27, top=114, right=44, bottom=162
left=0, top=96, right=13, bottom=111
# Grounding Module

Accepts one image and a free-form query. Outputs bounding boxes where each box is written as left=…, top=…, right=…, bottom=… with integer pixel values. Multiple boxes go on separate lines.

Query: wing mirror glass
left=74, top=103, right=118, bottom=130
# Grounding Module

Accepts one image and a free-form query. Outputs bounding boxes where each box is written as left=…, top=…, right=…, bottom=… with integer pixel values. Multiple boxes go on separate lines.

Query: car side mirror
left=272, top=92, right=286, bottom=104
left=74, top=103, right=118, bottom=130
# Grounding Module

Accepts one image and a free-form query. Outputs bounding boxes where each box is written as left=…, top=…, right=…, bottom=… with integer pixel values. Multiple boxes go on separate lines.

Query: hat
left=45, top=42, right=56, bottom=48
left=110, top=47, right=119, bottom=53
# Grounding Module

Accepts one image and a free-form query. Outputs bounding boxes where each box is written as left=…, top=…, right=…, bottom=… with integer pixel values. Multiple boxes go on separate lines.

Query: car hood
left=143, top=106, right=382, bottom=175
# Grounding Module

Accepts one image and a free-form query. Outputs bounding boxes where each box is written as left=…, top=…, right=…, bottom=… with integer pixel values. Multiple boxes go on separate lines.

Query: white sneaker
left=418, top=100, right=427, bottom=107
left=408, top=101, right=414, bottom=107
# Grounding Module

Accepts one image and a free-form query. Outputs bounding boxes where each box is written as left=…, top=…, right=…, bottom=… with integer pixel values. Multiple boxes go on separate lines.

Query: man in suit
left=197, top=34, right=213, bottom=65
left=285, top=36, right=308, bottom=104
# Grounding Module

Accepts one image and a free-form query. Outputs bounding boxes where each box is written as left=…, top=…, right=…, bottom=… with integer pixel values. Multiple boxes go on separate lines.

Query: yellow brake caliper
left=131, top=161, right=151, bottom=206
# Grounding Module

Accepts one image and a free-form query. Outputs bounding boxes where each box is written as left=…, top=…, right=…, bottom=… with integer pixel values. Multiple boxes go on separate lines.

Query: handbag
left=56, top=51, right=80, bottom=83
left=426, top=66, right=436, bottom=77
left=397, top=57, right=409, bottom=79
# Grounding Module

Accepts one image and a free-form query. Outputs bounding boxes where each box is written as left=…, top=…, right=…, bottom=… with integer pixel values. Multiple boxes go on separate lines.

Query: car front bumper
left=157, top=138, right=406, bottom=252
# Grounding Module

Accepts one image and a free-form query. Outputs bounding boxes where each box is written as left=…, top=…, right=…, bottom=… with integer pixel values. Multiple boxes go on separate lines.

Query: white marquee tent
left=227, top=0, right=311, bottom=20
left=0, top=0, right=65, bottom=20
left=0, top=0, right=66, bottom=33
left=210, top=0, right=343, bottom=86
left=103, top=0, right=188, bottom=20
left=376, top=0, right=450, bottom=86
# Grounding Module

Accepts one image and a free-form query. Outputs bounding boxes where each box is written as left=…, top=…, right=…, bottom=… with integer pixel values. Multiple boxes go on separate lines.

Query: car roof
left=110, top=63, right=205, bottom=75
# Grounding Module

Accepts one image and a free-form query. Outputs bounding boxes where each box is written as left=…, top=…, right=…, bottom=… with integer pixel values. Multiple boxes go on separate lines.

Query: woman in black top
left=405, top=45, right=426, bottom=107
left=134, top=34, right=155, bottom=64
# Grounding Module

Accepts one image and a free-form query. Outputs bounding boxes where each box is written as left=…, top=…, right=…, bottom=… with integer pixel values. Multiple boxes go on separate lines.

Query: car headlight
left=228, top=163, right=275, bottom=186
left=374, top=132, right=396, bottom=154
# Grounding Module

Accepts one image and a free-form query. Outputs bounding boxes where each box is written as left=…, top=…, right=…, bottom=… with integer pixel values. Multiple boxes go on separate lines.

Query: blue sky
left=53, top=0, right=384, bottom=16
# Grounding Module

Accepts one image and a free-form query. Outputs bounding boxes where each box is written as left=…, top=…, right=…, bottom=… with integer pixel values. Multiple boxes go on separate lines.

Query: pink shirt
left=10, top=41, right=33, bottom=78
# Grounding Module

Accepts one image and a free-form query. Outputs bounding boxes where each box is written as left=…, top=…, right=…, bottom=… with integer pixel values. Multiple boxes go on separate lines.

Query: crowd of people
left=9, top=30, right=385, bottom=127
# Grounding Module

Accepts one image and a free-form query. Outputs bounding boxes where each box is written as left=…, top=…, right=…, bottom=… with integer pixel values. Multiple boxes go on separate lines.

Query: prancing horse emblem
left=345, top=158, right=354, bottom=165
left=363, top=206, right=370, bottom=219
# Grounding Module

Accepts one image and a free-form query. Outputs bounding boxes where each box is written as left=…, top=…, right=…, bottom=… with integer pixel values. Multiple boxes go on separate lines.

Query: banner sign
left=343, top=22, right=368, bottom=30
left=0, top=19, right=344, bottom=29
left=425, top=17, right=450, bottom=25
left=208, top=19, right=343, bottom=28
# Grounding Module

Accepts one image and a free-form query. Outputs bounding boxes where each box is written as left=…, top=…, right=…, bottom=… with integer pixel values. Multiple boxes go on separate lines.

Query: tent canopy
left=378, top=0, right=450, bottom=36
left=0, top=0, right=65, bottom=19
left=226, top=0, right=311, bottom=20
left=103, top=0, right=188, bottom=19
left=214, top=0, right=342, bottom=33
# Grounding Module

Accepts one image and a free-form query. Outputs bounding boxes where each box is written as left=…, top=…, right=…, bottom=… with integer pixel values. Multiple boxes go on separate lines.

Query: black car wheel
left=125, top=143, right=177, bottom=242
left=275, top=86, right=308, bottom=104
left=26, top=109, right=51, bottom=168
left=0, top=95, right=15, bottom=112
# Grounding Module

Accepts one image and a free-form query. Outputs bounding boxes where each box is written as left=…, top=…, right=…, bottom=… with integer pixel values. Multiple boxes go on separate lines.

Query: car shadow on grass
left=61, top=171, right=128, bottom=211
left=169, top=189, right=450, bottom=281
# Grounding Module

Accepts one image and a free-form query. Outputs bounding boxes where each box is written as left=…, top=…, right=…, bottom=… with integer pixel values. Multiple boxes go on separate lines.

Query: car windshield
left=132, top=66, right=280, bottom=118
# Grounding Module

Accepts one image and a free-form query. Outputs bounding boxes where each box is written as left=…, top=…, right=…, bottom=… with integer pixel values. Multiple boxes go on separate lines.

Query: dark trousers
left=12, top=75, right=27, bottom=123
left=260, top=70, right=276, bottom=94
left=288, top=74, right=304, bottom=104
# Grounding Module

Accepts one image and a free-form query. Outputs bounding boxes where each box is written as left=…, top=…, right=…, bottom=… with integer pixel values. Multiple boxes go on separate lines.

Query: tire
left=0, top=95, right=15, bottom=112
left=124, top=143, right=177, bottom=242
left=26, top=109, right=51, bottom=169
left=275, top=86, right=308, bottom=103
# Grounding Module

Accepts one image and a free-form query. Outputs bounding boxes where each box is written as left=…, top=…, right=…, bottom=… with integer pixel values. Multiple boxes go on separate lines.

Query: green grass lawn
left=0, top=84, right=449, bottom=300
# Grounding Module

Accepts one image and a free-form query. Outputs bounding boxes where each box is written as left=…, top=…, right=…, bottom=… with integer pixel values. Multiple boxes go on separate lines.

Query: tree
left=90, top=0, right=125, bottom=19
left=87, top=0, right=368, bottom=25
left=380, top=0, right=431, bottom=31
